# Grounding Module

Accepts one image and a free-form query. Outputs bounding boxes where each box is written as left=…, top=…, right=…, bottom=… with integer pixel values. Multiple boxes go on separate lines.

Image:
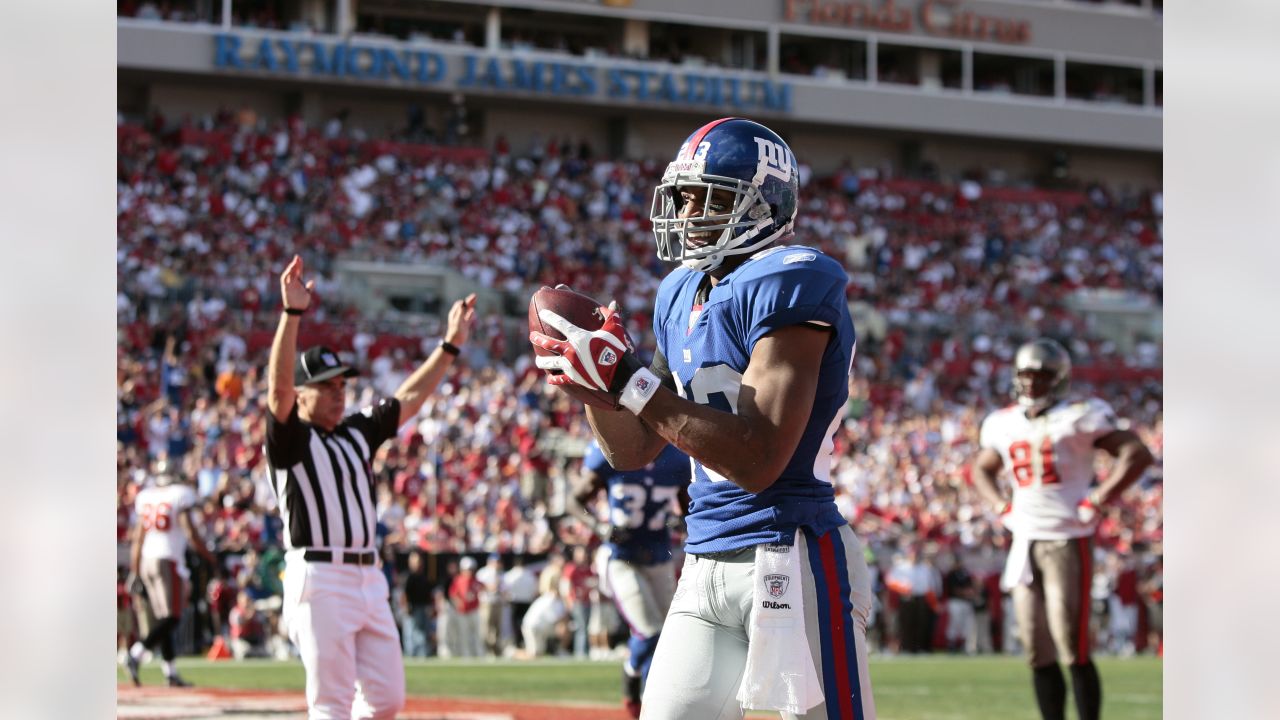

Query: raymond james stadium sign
left=783, top=0, right=1031, bottom=44
left=213, top=34, right=792, bottom=112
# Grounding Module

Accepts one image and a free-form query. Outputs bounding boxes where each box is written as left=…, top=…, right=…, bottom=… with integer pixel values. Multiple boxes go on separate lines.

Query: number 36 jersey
left=134, top=483, right=199, bottom=565
left=652, top=245, right=856, bottom=555
left=979, top=398, right=1118, bottom=540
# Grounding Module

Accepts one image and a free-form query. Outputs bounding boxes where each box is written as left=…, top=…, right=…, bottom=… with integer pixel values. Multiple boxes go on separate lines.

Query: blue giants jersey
left=584, top=442, right=690, bottom=565
left=652, top=245, right=856, bottom=554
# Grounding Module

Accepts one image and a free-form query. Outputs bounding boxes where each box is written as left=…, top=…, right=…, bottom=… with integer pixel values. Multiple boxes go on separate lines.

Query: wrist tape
left=619, top=367, right=661, bottom=415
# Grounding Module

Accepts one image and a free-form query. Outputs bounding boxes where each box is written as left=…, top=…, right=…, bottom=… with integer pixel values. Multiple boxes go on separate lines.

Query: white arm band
left=619, top=367, right=661, bottom=415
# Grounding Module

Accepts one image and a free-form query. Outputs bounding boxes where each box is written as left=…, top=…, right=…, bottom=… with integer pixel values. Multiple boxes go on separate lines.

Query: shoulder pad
left=734, top=245, right=845, bottom=285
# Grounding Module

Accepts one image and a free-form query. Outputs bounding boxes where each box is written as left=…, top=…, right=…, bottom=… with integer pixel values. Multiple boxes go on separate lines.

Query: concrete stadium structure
left=118, top=0, right=1161, bottom=187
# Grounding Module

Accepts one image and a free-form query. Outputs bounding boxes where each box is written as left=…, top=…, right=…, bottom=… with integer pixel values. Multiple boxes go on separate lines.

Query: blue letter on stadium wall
left=573, top=66, right=598, bottom=96
left=344, top=46, right=384, bottom=79
left=379, top=48, right=411, bottom=81
left=214, top=34, right=243, bottom=69
left=763, top=82, right=792, bottom=112
left=459, top=55, right=478, bottom=87
left=606, top=68, right=628, bottom=98
left=277, top=40, right=302, bottom=73
left=254, top=38, right=278, bottom=72
left=306, top=42, right=346, bottom=75
left=413, top=50, right=446, bottom=83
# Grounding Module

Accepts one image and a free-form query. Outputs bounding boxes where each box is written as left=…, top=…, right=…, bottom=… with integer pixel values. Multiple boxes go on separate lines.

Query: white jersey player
left=125, top=470, right=215, bottom=688
left=135, top=481, right=199, bottom=569
left=979, top=395, right=1120, bottom=540
left=973, top=339, right=1153, bottom=720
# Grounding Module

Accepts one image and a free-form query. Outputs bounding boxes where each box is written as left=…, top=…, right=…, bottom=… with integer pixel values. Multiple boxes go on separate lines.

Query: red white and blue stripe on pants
left=803, top=526, right=868, bottom=720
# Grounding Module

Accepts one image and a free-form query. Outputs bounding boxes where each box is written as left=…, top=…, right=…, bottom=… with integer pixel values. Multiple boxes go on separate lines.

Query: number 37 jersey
left=653, top=245, right=856, bottom=555
left=979, top=398, right=1118, bottom=540
left=585, top=442, right=689, bottom=565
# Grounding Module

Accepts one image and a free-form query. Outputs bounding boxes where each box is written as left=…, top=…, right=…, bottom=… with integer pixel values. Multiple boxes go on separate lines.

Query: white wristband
left=619, top=367, right=661, bottom=415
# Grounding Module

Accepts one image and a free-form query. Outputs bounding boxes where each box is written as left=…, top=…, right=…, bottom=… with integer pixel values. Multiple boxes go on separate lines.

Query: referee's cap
left=295, top=346, right=359, bottom=387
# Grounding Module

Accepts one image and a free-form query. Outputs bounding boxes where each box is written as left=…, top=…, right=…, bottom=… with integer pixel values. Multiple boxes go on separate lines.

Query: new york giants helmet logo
left=752, top=137, right=794, bottom=186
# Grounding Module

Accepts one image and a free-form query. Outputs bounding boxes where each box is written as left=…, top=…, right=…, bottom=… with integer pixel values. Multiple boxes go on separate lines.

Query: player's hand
left=445, top=293, right=478, bottom=347
left=126, top=572, right=145, bottom=595
left=530, top=301, right=637, bottom=393
left=1076, top=493, right=1103, bottom=524
left=572, top=486, right=597, bottom=509
left=605, top=525, right=632, bottom=545
left=994, top=500, right=1014, bottom=529
left=280, top=254, right=315, bottom=312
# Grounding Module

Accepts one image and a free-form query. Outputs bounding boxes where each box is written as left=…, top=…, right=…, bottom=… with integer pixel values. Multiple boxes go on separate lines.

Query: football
left=527, top=286, right=619, bottom=410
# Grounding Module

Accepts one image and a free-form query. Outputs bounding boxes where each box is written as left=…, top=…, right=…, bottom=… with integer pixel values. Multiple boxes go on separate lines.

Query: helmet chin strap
left=682, top=218, right=786, bottom=273
left=1018, top=393, right=1054, bottom=413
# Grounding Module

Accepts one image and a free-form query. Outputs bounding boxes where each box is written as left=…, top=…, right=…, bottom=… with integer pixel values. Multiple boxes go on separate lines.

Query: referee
left=266, top=254, right=474, bottom=719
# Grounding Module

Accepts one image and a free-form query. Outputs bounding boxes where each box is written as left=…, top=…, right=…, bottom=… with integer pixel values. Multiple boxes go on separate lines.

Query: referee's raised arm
left=392, top=292, right=477, bottom=426
left=267, top=254, right=313, bottom=423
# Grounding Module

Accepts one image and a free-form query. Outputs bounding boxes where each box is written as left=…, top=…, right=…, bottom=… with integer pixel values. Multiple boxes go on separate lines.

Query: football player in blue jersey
left=573, top=441, right=690, bottom=719
left=530, top=117, right=877, bottom=720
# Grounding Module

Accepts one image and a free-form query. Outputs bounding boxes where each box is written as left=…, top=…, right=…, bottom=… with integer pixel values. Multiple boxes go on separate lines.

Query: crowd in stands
left=118, top=0, right=292, bottom=30
left=116, top=109, right=1163, bottom=662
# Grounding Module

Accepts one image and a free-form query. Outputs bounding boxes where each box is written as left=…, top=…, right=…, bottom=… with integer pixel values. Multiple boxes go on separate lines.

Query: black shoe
left=124, top=653, right=141, bottom=687
left=623, top=671, right=642, bottom=704
left=166, top=675, right=192, bottom=688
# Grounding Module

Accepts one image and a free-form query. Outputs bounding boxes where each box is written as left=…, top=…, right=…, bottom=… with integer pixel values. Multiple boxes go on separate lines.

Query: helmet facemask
left=1014, top=369, right=1062, bottom=412
left=1012, top=339, right=1071, bottom=412
left=650, top=166, right=782, bottom=273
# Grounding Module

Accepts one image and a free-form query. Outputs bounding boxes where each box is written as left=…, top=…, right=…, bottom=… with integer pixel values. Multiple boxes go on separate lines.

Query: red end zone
left=118, top=685, right=634, bottom=720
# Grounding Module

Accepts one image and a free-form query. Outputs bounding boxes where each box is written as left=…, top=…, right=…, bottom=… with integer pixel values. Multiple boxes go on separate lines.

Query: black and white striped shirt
left=264, top=398, right=401, bottom=552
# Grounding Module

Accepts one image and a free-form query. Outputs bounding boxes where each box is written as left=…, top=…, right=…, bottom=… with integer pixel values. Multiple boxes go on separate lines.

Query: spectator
left=941, top=551, right=979, bottom=655
left=503, top=556, right=539, bottom=643
left=1107, top=554, right=1141, bottom=656
left=401, top=551, right=434, bottom=657
left=886, top=543, right=941, bottom=653
left=448, top=556, right=483, bottom=657
left=229, top=591, right=269, bottom=659
left=560, top=545, right=594, bottom=658
left=475, top=553, right=507, bottom=656
left=432, top=586, right=459, bottom=659
left=520, top=585, right=567, bottom=659
left=587, top=585, right=621, bottom=660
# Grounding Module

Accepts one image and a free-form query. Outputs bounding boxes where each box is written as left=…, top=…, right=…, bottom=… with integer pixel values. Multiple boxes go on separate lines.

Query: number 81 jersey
left=653, top=244, right=856, bottom=555
left=979, top=398, right=1118, bottom=539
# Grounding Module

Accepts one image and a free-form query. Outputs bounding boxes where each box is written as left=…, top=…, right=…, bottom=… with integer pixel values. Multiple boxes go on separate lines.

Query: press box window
left=972, top=52, right=1055, bottom=98
left=1065, top=61, right=1144, bottom=105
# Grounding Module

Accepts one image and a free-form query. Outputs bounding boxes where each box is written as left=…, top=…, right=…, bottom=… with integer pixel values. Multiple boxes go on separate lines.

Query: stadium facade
left=118, top=0, right=1161, bottom=187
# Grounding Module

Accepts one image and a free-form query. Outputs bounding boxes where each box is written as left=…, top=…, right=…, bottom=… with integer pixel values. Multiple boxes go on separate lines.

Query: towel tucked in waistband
left=736, top=533, right=824, bottom=715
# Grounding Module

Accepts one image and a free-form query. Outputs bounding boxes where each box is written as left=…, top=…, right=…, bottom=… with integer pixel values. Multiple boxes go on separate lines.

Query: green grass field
left=121, top=655, right=1161, bottom=720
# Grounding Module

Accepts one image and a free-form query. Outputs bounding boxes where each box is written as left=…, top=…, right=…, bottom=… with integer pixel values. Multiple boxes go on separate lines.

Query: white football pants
left=641, top=525, right=876, bottom=720
left=282, top=553, right=405, bottom=719
left=606, top=557, right=676, bottom=639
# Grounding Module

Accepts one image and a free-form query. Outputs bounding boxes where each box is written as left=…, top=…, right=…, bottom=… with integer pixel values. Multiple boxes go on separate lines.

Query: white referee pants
left=282, top=554, right=405, bottom=720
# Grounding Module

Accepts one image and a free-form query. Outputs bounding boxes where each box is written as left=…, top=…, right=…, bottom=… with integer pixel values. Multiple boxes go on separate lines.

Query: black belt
left=692, top=547, right=755, bottom=563
left=303, top=549, right=377, bottom=566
